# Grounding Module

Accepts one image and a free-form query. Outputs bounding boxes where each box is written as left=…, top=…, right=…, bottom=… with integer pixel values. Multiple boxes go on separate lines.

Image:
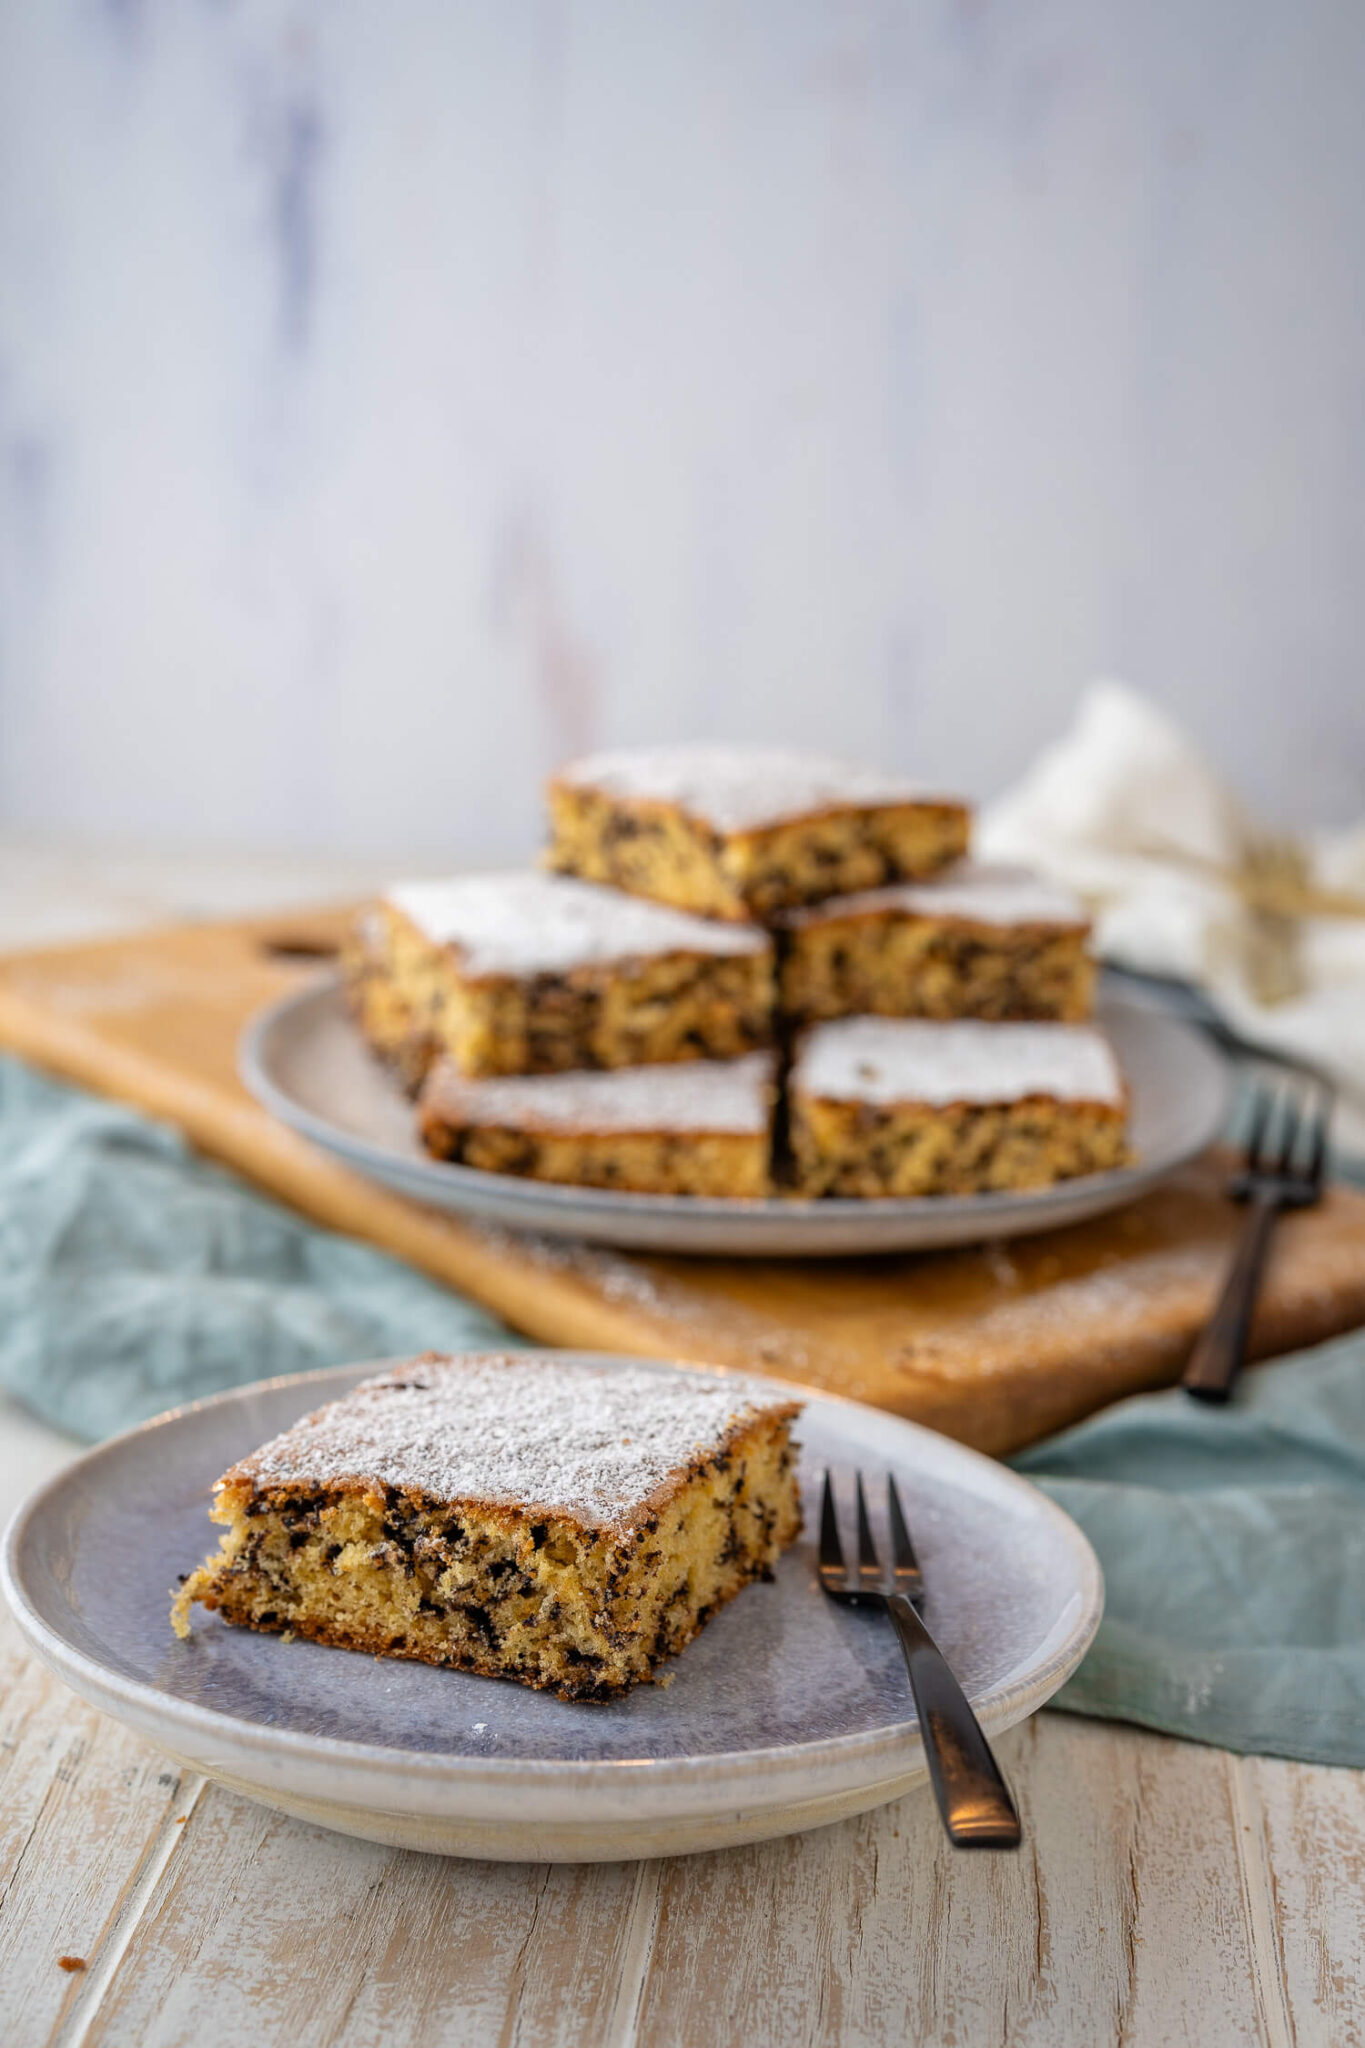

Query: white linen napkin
left=980, top=680, right=1365, bottom=1132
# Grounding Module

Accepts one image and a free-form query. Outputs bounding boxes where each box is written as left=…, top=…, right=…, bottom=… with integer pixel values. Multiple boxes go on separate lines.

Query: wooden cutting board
left=3, top=907, right=1364, bottom=1457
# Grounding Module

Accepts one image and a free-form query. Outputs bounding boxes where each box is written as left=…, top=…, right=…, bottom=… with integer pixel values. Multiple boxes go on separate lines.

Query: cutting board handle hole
left=258, top=935, right=340, bottom=961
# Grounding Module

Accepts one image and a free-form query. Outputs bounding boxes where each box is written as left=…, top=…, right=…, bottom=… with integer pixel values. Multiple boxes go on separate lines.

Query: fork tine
left=819, top=1471, right=846, bottom=1573
left=1303, top=1089, right=1330, bottom=1190
left=886, top=1473, right=920, bottom=1575
left=1272, top=1087, right=1304, bottom=1176
left=1243, top=1083, right=1273, bottom=1172
left=854, top=1471, right=879, bottom=1575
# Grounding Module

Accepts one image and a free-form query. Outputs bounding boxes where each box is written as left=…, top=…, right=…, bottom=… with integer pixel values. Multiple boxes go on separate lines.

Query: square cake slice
left=418, top=1051, right=775, bottom=1195
left=171, top=1353, right=803, bottom=1700
left=779, top=862, right=1095, bottom=1027
left=347, top=870, right=775, bottom=1086
left=342, top=906, right=440, bottom=1093
left=546, top=745, right=970, bottom=921
left=789, top=1016, right=1128, bottom=1197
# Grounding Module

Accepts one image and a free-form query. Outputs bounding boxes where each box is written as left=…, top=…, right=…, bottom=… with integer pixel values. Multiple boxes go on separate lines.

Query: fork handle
left=1182, top=1190, right=1281, bottom=1404
left=886, top=1593, right=1021, bottom=1849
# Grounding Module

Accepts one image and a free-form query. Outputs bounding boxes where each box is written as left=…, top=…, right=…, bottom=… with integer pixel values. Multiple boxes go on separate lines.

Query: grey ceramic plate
left=240, top=983, right=1230, bottom=1256
left=3, top=1354, right=1101, bottom=1862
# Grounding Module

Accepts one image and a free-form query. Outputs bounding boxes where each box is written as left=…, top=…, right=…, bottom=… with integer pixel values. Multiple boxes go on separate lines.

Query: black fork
left=819, top=1471, right=1021, bottom=1849
left=1183, top=1075, right=1331, bottom=1404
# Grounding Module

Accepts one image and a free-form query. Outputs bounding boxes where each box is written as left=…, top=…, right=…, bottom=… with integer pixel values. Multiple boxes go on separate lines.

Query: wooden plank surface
left=1246, top=1755, right=1365, bottom=2046
left=638, top=1719, right=1279, bottom=2048
left=0, top=1611, right=203, bottom=2044
left=6, top=1566, right=1363, bottom=2048
left=79, top=1790, right=646, bottom=2048
left=3, top=909, right=1365, bottom=1456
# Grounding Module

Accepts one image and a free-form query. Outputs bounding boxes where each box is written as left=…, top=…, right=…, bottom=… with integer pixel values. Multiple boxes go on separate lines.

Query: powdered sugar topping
left=556, top=745, right=956, bottom=834
left=231, top=1353, right=797, bottom=1530
left=387, top=872, right=768, bottom=978
left=793, top=1017, right=1125, bottom=1108
left=422, top=1052, right=774, bottom=1135
left=788, top=860, right=1089, bottom=932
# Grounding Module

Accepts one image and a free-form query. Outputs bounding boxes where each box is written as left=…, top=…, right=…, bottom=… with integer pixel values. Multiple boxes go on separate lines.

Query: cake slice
left=347, top=871, right=774, bottom=1087
left=418, top=1051, right=775, bottom=1196
left=342, top=906, right=440, bottom=1093
left=172, top=1353, right=803, bottom=1700
left=779, top=862, right=1095, bottom=1026
left=546, top=745, right=970, bottom=921
left=789, top=1016, right=1128, bottom=1197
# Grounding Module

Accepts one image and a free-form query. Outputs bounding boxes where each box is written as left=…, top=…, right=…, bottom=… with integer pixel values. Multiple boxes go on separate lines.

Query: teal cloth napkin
left=1012, top=1331, right=1365, bottom=1766
left=4, top=1052, right=1365, bottom=1767
left=0, top=1056, right=524, bottom=1442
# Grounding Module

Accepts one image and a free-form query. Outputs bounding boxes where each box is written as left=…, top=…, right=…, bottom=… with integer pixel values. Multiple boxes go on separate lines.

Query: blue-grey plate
left=3, top=1353, right=1102, bottom=1861
left=239, top=980, right=1230, bottom=1256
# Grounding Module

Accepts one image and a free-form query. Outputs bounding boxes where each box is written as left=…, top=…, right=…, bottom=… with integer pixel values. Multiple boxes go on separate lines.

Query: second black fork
left=1183, top=1074, right=1330, bottom=1404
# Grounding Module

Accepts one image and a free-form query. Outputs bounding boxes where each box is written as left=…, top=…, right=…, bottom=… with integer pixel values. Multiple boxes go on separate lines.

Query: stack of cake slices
left=346, top=745, right=1128, bottom=1199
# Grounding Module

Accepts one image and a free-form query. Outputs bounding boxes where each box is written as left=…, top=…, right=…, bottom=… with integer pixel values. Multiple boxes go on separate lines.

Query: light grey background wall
left=1, top=2, right=1362, bottom=865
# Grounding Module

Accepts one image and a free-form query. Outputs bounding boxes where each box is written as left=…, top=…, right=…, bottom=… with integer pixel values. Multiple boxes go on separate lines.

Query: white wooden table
left=2, top=843, right=1363, bottom=2047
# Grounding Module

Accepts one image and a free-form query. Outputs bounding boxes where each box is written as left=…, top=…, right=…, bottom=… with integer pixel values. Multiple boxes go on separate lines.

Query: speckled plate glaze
left=3, top=1355, right=1102, bottom=1863
left=240, top=980, right=1230, bottom=1255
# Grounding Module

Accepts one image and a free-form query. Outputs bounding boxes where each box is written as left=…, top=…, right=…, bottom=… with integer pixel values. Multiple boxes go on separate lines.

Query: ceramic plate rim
left=238, top=978, right=1232, bottom=1249
left=2, top=1355, right=1103, bottom=1801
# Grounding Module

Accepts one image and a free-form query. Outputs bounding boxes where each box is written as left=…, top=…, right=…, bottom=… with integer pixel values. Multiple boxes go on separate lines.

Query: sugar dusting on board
left=555, top=745, right=956, bottom=834
left=231, top=1353, right=798, bottom=1530
left=387, top=872, right=768, bottom=978
left=420, top=1051, right=774, bottom=1134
